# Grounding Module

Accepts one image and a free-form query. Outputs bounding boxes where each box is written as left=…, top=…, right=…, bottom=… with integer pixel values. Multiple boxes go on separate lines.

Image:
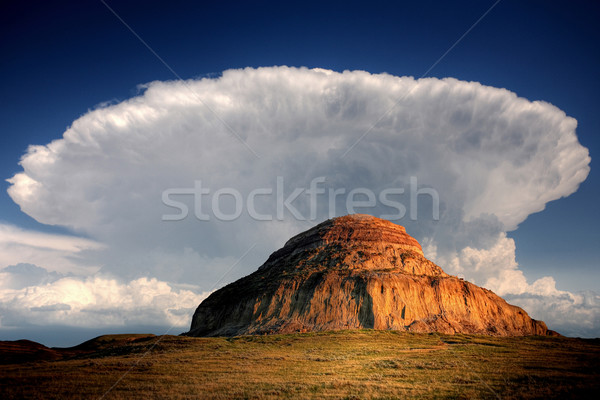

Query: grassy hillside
left=1, top=330, right=599, bottom=399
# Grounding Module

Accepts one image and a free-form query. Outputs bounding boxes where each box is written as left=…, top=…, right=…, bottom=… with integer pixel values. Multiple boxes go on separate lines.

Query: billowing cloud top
left=3, top=66, right=595, bottom=336
left=8, top=67, right=589, bottom=233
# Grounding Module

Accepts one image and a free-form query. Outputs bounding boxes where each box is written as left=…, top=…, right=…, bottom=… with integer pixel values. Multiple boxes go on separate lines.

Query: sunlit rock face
left=187, top=215, right=555, bottom=337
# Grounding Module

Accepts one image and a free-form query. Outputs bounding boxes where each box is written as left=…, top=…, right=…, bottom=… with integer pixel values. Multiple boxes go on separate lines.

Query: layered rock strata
left=187, top=214, right=553, bottom=337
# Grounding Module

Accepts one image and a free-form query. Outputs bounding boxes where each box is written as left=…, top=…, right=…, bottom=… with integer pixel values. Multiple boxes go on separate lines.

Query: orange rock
left=187, top=215, right=555, bottom=337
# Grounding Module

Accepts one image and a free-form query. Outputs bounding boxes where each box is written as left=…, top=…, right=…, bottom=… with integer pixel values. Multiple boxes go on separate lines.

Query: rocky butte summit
left=186, top=214, right=555, bottom=337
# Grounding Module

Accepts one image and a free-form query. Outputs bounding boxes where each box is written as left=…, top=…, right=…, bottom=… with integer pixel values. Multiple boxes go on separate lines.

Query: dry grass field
left=1, top=330, right=599, bottom=399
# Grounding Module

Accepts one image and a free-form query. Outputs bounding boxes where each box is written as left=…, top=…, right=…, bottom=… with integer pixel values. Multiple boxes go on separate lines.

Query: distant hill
left=0, top=334, right=156, bottom=364
left=187, top=214, right=556, bottom=337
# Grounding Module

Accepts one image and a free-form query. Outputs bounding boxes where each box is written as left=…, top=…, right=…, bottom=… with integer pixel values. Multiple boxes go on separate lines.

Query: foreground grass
left=1, top=330, right=599, bottom=399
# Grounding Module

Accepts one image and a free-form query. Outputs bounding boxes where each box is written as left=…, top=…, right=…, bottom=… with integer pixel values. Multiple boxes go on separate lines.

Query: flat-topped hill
left=187, top=215, right=555, bottom=337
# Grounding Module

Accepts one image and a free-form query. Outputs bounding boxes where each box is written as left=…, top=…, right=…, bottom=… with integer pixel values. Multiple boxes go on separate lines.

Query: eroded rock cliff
left=187, top=214, right=554, bottom=337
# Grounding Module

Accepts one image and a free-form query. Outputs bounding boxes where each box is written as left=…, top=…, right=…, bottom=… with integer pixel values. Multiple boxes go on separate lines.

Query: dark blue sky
left=1, top=0, right=598, bottom=291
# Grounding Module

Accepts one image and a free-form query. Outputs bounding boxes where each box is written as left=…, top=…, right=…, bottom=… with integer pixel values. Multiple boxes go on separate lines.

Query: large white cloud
left=0, top=263, right=208, bottom=329
left=4, top=66, right=594, bottom=335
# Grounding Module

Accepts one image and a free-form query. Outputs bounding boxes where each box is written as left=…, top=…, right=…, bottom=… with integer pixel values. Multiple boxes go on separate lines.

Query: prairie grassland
left=1, top=330, right=599, bottom=399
